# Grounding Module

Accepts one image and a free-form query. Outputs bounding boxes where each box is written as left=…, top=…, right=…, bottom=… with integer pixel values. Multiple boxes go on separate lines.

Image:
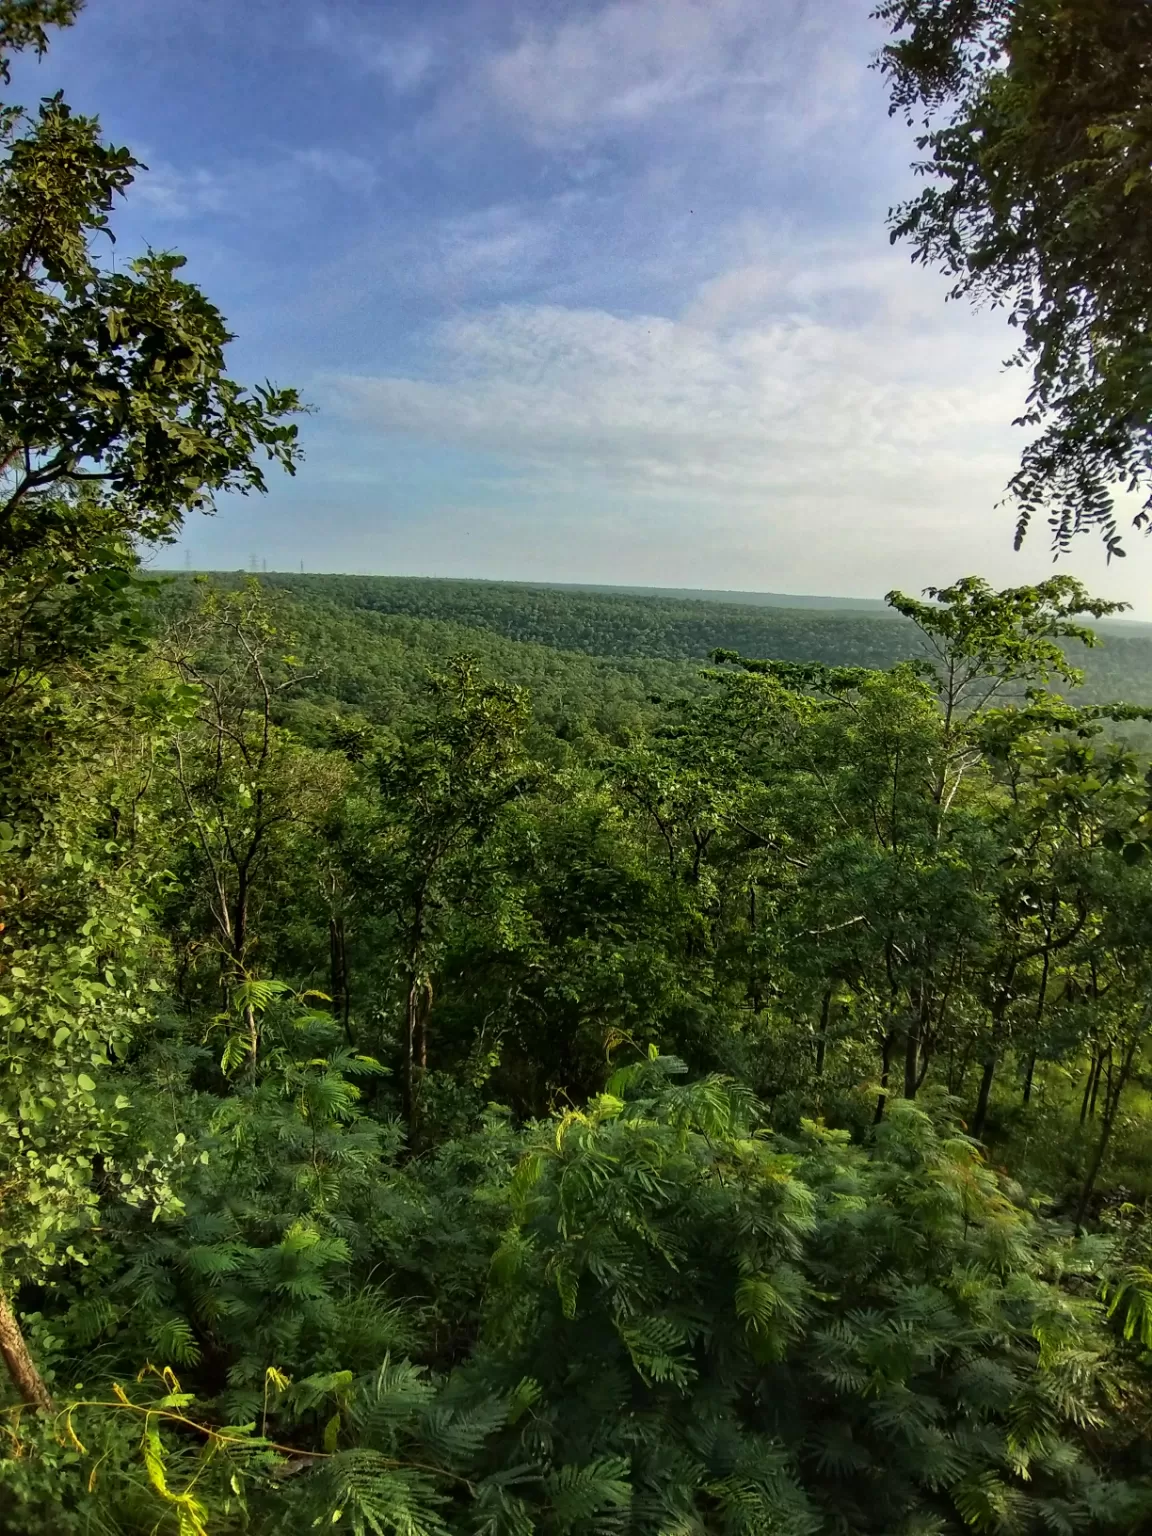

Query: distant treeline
left=246, top=573, right=914, bottom=666
left=166, top=572, right=1152, bottom=720
left=154, top=577, right=711, bottom=749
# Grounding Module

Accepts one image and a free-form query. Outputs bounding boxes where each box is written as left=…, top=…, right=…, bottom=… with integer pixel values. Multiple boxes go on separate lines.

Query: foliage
left=479, top=1066, right=1150, bottom=1534
left=6, top=6, right=1152, bottom=1533
left=876, top=0, right=1152, bottom=553
left=163, top=571, right=1152, bottom=728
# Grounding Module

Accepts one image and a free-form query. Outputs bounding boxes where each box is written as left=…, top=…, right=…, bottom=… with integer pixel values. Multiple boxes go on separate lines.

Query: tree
left=0, top=659, right=184, bottom=1411
left=159, top=582, right=345, bottom=1041
left=964, top=693, right=1152, bottom=1138
left=0, top=0, right=301, bottom=1413
left=350, top=659, right=537, bottom=1134
left=876, top=0, right=1152, bottom=553
left=887, top=575, right=1126, bottom=733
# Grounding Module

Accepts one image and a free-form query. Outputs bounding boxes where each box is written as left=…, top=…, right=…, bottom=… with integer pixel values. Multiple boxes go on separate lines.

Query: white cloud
left=309, top=13, right=432, bottom=90
left=313, top=238, right=1144, bottom=597
left=370, top=38, right=434, bottom=91
left=432, top=198, right=589, bottom=290
left=133, top=162, right=228, bottom=219
left=474, top=0, right=871, bottom=148
left=128, top=145, right=379, bottom=224
left=325, top=243, right=1025, bottom=514
left=292, top=148, right=377, bottom=194
left=286, top=194, right=591, bottom=328
left=316, top=250, right=1152, bottom=599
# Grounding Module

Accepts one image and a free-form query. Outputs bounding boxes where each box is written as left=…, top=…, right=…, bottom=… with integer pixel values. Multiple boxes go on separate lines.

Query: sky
left=12, top=0, right=1152, bottom=610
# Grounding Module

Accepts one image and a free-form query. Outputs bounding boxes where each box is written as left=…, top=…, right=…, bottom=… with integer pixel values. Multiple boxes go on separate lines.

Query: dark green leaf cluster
left=876, top=0, right=1152, bottom=554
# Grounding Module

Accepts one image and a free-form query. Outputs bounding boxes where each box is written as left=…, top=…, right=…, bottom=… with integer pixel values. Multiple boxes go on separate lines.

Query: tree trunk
left=1079, top=1051, right=1099, bottom=1125
left=971, top=985, right=1013, bottom=1140
left=1075, top=1035, right=1139, bottom=1231
left=1088, top=1049, right=1105, bottom=1120
left=245, top=1002, right=259, bottom=1078
left=904, top=984, right=933, bottom=1099
left=232, top=866, right=249, bottom=974
left=404, top=976, right=420, bottom=1138
left=1022, top=939, right=1051, bottom=1106
left=0, top=1288, right=53, bottom=1413
left=970, top=1049, right=997, bottom=1141
left=402, top=889, right=428, bottom=1141
left=404, top=973, right=433, bottom=1139
left=903, top=1014, right=919, bottom=1100
left=417, top=982, right=429, bottom=1072
left=815, top=989, right=831, bottom=1078
left=1021, top=1051, right=1037, bottom=1104
left=915, top=1037, right=933, bottom=1094
left=874, top=1028, right=895, bottom=1125
left=329, top=914, right=352, bottom=1043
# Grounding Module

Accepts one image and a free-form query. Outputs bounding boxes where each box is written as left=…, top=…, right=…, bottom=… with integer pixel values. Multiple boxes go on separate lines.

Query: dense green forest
left=157, top=577, right=716, bottom=749
left=9, top=560, right=1152, bottom=1536
left=507, top=583, right=893, bottom=612
left=172, top=571, right=1152, bottom=736
left=185, top=572, right=928, bottom=666
left=7, top=3, right=1152, bottom=1535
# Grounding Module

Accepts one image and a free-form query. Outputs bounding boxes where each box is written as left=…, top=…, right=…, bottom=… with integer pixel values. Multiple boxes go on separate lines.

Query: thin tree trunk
left=418, top=981, right=429, bottom=1072
left=405, top=977, right=420, bottom=1137
left=1080, top=1051, right=1099, bottom=1125
left=1021, top=1051, right=1037, bottom=1104
left=915, top=1037, right=933, bottom=1093
left=0, top=1288, right=53, bottom=1413
left=402, top=888, right=428, bottom=1141
left=970, top=1046, right=998, bottom=1141
left=815, top=989, right=831, bottom=1078
left=951, top=1038, right=975, bottom=1098
left=404, top=975, right=433, bottom=1136
left=1022, top=938, right=1052, bottom=1105
left=1075, top=1035, right=1140, bottom=1231
left=1088, top=1049, right=1105, bottom=1120
left=905, top=982, right=933, bottom=1099
left=903, top=1012, right=919, bottom=1100
left=874, top=1028, right=895, bottom=1125
left=329, top=914, right=352, bottom=1043
left=971, top=982, right=1015, bottom=1140
left=245, top=1002, right=259, bottom=1079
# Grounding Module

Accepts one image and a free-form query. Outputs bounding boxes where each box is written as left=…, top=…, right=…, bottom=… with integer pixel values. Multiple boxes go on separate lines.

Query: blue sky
left=13, top=0, right=1150, bottom=609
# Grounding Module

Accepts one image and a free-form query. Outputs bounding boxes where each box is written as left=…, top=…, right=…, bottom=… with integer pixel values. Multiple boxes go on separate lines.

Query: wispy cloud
left=132, top=161, right=229, bottom=220
left=472, top=0, right=871, bottom=149
left=57, top=0, right=1140, bottom=601
left=285, top=194, right=591, bottom=331
left=309, top=11, right=433, bottom=91
left=325, top=243, right=1024, bottom=517
left=128, top=144, right=378, bottom=224
left=291, top=147, right=377, bottom=195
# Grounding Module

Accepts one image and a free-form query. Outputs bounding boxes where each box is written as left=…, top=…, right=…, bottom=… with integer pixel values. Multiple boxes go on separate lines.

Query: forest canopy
left=4, top=4, right=1152, bottom=1535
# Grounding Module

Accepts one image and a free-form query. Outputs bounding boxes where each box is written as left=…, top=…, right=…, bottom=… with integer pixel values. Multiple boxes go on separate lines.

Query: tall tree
left=877, top=0, right=1152, bottom=553
left=351, top=659, right=536, bottom=1134
left=0, top=0, right=300, bottom=1411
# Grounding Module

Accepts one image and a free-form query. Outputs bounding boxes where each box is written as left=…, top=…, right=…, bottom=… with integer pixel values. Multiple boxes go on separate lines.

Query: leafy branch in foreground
left=876, top=0, right=1152, bottom=555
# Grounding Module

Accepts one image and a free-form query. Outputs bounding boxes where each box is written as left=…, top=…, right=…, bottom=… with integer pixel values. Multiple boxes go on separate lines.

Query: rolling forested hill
left=169, top=570, right=1152, bottom=714
left=517, top=581, right=893, bottom=611
left=157, top=578, right=712, bottom=748
left=218, top=572, right=916, bottom=666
